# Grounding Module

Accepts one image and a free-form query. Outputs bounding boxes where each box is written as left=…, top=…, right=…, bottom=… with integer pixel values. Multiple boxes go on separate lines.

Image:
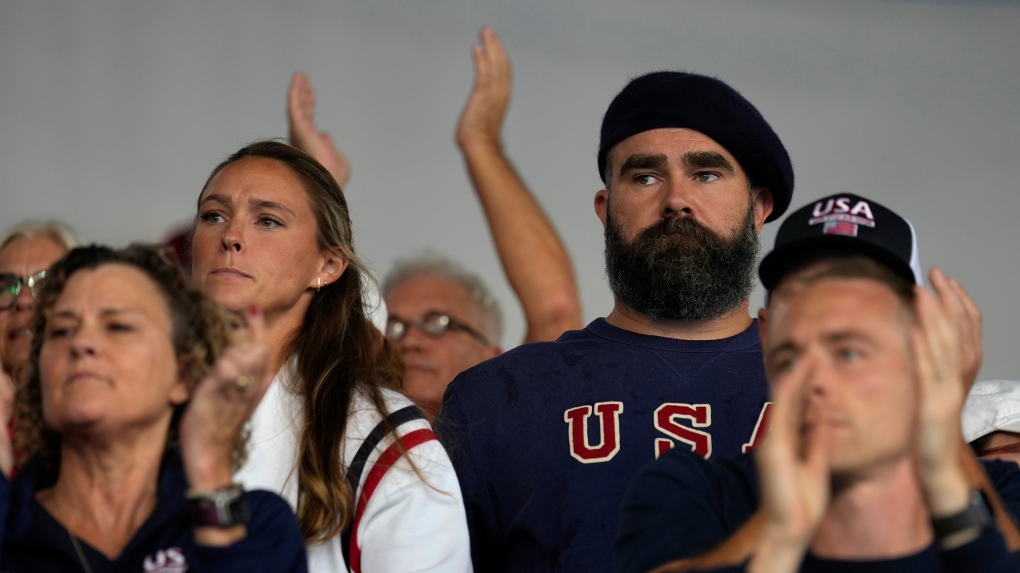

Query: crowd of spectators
left=1, top=25, right=1017, bottom=573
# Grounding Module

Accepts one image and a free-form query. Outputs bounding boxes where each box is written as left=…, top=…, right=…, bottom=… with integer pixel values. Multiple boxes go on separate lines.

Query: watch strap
left=931, top=489, right=994, bottom=539
left=187, top=484, right=250, bottom=528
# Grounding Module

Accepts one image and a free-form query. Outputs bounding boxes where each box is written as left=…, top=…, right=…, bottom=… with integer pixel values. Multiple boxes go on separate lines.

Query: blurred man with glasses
left=0, top=221, right=81, bottom=377
left=0, top=220, right=81, bottom=441
left=383, top=255, right=503, bottom=420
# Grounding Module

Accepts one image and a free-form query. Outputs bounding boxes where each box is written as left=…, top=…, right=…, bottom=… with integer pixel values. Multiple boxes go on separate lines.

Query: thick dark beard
left=604, top=202, right=760, bottom=321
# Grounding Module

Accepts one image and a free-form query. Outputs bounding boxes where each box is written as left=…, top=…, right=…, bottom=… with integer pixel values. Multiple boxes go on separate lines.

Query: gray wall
left=2, top=0, right=1018, bottom=379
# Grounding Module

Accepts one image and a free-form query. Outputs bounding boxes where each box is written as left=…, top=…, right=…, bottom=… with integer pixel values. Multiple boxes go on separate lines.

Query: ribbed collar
left=584, top=317, right=761, bottom=353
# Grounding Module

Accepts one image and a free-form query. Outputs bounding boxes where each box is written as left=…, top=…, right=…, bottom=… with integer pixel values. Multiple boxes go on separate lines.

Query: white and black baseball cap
left=962, top=380, right=1020, bottom=444
left=758, top=193, right=923, bottom=291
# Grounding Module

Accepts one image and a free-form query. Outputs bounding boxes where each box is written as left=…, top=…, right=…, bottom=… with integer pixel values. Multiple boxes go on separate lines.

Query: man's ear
left=595, top=189, right=610, bottom=229
left=757, top=306, right=769, bottom=350
left=751, top=187, right=774, bottom=233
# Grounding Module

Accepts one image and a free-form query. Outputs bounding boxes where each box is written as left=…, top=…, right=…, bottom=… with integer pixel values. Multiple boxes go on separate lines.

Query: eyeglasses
left=0, top=270, right=47, bottom=311
left=385, top=311, right=490, bottom=346
left=976, top=441, right=1020, bottom=458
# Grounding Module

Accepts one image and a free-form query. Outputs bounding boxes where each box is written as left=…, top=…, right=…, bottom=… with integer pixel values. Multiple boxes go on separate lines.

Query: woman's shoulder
left=339, top=388, right=471, bottom=573
left=343, top=386, right=435, bottom=458
left=346, top=387, right=419, bottom=429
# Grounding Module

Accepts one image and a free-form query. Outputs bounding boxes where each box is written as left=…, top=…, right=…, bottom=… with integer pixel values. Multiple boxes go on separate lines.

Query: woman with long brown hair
left=190, top=141, right=470, bottom=572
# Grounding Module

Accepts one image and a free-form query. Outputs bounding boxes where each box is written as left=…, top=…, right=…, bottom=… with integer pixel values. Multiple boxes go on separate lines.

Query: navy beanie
left=598, top=71, right=794, bottom=222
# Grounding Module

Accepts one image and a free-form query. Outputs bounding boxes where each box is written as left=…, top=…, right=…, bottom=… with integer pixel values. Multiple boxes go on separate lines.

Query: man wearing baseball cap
left=614, top=194, right=1020, bottom=573
left=756, top=192, right=923, bottom=342
left=437, top=71, right=793, bottom=572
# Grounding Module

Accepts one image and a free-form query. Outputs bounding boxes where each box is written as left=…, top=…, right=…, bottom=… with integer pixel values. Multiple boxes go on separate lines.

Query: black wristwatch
left=186, top=484, right=250, bottom=528
left=931, top=489, right=994, bottom=539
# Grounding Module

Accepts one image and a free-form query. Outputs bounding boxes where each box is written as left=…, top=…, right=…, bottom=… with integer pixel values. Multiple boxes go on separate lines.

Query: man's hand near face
left=748, top=359, right=832, bottom=573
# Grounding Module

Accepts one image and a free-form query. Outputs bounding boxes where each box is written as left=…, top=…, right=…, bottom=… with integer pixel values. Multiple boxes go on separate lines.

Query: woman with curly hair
left=0, top=244, right=306, bottom=572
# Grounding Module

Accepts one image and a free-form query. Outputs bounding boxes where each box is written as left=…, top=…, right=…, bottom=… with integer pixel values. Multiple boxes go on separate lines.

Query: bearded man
left=436, top=71, right=794, bottom=573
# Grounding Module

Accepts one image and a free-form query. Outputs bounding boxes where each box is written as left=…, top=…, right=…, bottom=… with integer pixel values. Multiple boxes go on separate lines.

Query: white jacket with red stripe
left=235, top=364, right=473, bottom=573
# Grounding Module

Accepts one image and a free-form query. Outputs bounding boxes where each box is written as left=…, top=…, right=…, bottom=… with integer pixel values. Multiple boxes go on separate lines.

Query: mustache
left=628, top=215, right=726, bottom=259
left=638, top=215, right=709, bottom=239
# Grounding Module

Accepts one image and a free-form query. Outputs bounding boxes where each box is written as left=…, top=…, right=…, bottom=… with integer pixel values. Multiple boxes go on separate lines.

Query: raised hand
left=456, top=26, right=511, bottom=151
left=911, top=269, right=971, bottom=517
left=453, top=27, right=583, bottom=344
left=750, top=363, right=830, bottom=573
left=178, top=305, right=273, bottom=492
left=287, top=72, right=351, bottom=188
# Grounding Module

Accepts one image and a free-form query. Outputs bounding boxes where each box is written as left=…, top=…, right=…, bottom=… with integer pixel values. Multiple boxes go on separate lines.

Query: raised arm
left=456, top=27, right=582, bottom=343
left=287, top=72, right=350, bottom=189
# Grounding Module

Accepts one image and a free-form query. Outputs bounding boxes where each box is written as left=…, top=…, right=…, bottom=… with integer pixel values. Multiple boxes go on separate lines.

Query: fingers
left=287, top=72, right=315, bottom=125
left=948, top=276, right=982, bottom=334
left=912, top=286, right=968, bottom=403
left=225, top=306, right=271, bottom=398
left=911, top=313, right=938, bottom=396
left=242, top=306, right=273, bottom=398
left=929, top=269, right=972, bottom=340
left=287, top=71, right=306, bottom=123
left=194, top=306, right=270, bottom=402
left=767, top=364, right=810, bottom=452
left=755, top=363, right=830, bottom=550
left=803, top=416, right=830, bottom=479
left=918, top=269, right=981, bottom=386
left=478, top=26, right=511, bottom=87
left=757, top=366, right=814, bottom=489
left=243, top=304, right=266, bottom=348
left=912, top=289, right=968, bottom=473
left=930, top=268, right=983, bottom=387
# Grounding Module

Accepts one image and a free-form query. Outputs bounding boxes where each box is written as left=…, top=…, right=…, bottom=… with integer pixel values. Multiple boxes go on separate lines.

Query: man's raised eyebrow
left=618, top=154, right=668, bottom=177
left=681, top=151, right=734, bottom=174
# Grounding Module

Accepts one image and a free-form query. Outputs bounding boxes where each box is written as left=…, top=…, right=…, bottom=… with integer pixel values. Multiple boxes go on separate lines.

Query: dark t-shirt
left=614, top=448, right=1020, bottom=573
left=0, top=450, right=307, bottom=572
left=438, top=319, right=771, bottom=573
